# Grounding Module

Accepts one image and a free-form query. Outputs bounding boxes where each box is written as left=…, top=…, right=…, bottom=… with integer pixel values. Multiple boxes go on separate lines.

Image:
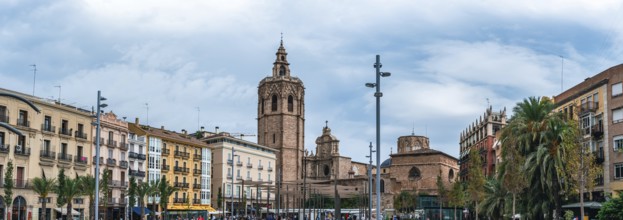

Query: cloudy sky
left=2, top=0, right=623, bottom=163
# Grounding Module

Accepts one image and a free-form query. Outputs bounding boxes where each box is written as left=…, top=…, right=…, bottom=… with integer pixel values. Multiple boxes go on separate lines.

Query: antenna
left=145, top=103, right=149, bottom=126
left=54, top=85, right=61, bottom=103
left=31, top=64, right=37, bottom=96
left=486, top=98, right=490, bottom=107
left=411, top=121, right=415, bottom=136
left=560, top=55, right=564, bottom=93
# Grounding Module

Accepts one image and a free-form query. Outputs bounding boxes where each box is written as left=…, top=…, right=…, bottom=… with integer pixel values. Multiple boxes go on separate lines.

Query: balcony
left=236, top=175, right=242, bottom=180
left=110, top=180, right=128, bottom=188
left=246, top=176, right=252, bottom=181
left=173, top=198, right=188, bottom=204
left=107, top=140, right=117, bottom=148
left=580, top=101, right=598, bottom=116
left=40, top=150, right=56, bottom=160
left=14, top=146, right=30, bottom=157
left=16, top=118, right=29, bottom=128
left=162, top=148, right=170, bottom=156
left=193, top=183, right=202, bottom=190
left=0, top=144, right=9, bottom=154
left=129, top=152, right=146, bottom=160
left=174, top=167, right=189, bottom=174
left=193, top=169, right=201, bottom=176
left=128, top=136, right=146, bottom=145
left=595, top=147, right=605, bottom=164
left=174, top=182, right=189, bottom=189
left=193, top=154, right=201, bottom=161
left=236, top=161, right=243, bottom=167
left=193, top=198, right=201, bottom=204
left=41, top=124, right=55, bottom=133
left=119, top=160, right=129, bottom=168
left=58, top=153, right=73, bottom=163
left=257, top=165, right=263, bottom=170
left=129, top=169, right=146, bottom=177
left=162, top=165, right=170, bottom=172
left=14, top=179, right=29, bottom=189
left=75, top=131, right=88, bottom=140
left=74, top=156, right=88, bottom=165
left=119, top=142, right=128, bottom=150
left=227, top=174, right=232, bottom=179
left=227, top=159, right=233, bottom=165
left=106, top=158, right=117, bottom=167
left=267, top=167, right=273, bottom=172
left=247, top=163, right=253, bottom=168
left=92, top=156, right=105, bottom=165
left=174, top=151, right=190, bottom=159
left=59, top=128, right=71, bottom=137
left=592, top=124, right=604, bottom=139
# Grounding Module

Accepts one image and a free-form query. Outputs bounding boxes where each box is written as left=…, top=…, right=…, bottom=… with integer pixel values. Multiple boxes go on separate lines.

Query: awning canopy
left=54, top=208, right=80, bottom=216
left=168, top=205, right=216, bottom=212
left=132, top=207, right=153, bottom=215
left=562, top=201, right=602, bottom=209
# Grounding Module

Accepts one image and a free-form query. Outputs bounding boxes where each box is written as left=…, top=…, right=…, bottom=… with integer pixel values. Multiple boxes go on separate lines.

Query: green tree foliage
left=136, top=181, right=155, bottom=219
left=466, top=148, right=485, bottom=220
left=78, top=175, right=96, bottom=220
left=3, top=160, right=13, bottom=220
left=217, top=188, right=222, bottom=209
left=59, top=177, right=84, bottom=220
left=597, top=193, right=623, bottom=220
left=448, top=181, right=465, bottom=220
left=32, top=176, right=57, bottom=220
left=497, top=130, right=528, bottom=219
left=99, top=169, right=112, bottom=220
left=129, top=176, right=137, bottom=209
left=479, top=177, right=508, bottom=219
left=158, top=176, right=177, bottom=218
left=393, top=191, right=416, bottom=213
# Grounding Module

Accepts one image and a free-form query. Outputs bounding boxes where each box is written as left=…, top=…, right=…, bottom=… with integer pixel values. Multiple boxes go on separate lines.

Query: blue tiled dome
left=380, top=158, right=392, bottom=168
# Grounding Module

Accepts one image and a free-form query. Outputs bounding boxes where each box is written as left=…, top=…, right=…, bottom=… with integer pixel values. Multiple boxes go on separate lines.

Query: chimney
left=215, top=126, right=220, bottom=134
left=135, top=117, right=140, bottom=125
left=200, top=126, right=205, bottom=132
left=182, top=129, right=187, bottom=135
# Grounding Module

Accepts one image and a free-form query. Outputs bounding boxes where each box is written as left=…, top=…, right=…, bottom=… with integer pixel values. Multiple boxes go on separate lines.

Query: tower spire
left=272, top=37, right=291, bottom=78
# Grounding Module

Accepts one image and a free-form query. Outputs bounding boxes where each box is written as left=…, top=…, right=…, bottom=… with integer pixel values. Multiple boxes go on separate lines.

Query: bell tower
left=257, top=39, right=305, bottom=183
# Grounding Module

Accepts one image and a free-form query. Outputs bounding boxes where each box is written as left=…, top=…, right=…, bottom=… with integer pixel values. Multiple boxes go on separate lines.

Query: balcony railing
left=174, top=151, right=190, bottom=159
left=0, top=144, right=9, bottom=154
left=75, top=131, right=87, bottom=140
left=74, top=156, right=88, bottom=165
left=129, top=169, right=146, bottom=177
left=16, top=118, right=29, bottom=127
left=246, top=176, right=252, bottom=181
left=174, top=167, right=189, bottom=174
left=119, top=160, right=129, bottom=168
left=106, top=158, right=117, bottom=166
left=595, top=147, right=605, bottom=164
left=174, top=182, right=189, bottom=189
left=236, top=175, right=242, bottom=180
left=193, top=154, right=201, bottom=161
left=107, top=140, right=117, bottom=148
left=193, top=169, right=202, bottom=176
left=580, top=101, right=598, bottom=115
left=247, top=163, right=253, bottom=168
left=129, top=152, right=146, bottom=160
left=227, top=159, right=233, bottom=165
left=193, top=183, right=202, bottom=189
left=92, top=156, right=105, bottom=165
left=267, top=167, right=273, bottom=172
left=14, top=179, right=29, bottom=188
left=119, top=142, right=128, bottom=150
left=40, top=150, right=55, bottom=160
left=236, top=161, right=243, bottom=166
left=41, top=124, right=55, bottom=133
left=58, top=153, right=73, bottom=162
left=227, top=174, right=232, bottom=179
left=128, top=137, right=146, bottom=145
left=162, top=165, right=170, bottom=171
left=173, top=198, right=188, bottom=204
left=193, top=198, right=201, bottom=204
left=257, top=165, right=263, bottom=170
left=162, top=148, right=170, bottom=156
left=59, top=128, right=71, bottom=136
left=14, top=146, right=30, bottom=156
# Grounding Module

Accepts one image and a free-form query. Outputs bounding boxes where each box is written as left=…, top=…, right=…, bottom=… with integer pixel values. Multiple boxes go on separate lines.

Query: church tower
left=257, top=39, right=305, bottom=183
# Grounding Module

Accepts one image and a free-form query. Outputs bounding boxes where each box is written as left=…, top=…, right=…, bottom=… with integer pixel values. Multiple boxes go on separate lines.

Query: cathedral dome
left=380, top=158, right=392, bottom=168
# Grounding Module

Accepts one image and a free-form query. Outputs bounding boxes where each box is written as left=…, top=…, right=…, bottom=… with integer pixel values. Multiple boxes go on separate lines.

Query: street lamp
left=94, top=91, right=107, bottom=220
left=230, top=147, right=240, bottom=219
left=365, top=55, right=390, bottom=220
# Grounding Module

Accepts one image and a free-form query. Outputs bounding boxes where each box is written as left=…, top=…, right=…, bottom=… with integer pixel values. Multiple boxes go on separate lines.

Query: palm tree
left=136, top=181, right=155, bottom=219
left=158, top=176, right=178, bottom=220
left=32, top=176, right=57, bottom=220
left=479, top=178, right=508, bottom=219
left=78, top=175, right=96, bottom=220
left=58, top=177, right=84, bottom=220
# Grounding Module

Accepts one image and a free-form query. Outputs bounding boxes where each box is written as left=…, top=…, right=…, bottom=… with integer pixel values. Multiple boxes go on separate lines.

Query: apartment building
left=129, top=119, right=213, bottom=212
left=127, top=121, right=147, bottom=183
left=553, top=64, right=623, bottom=199
left=93, top=112, right=129, bottom=219
left=203, top=132, right=277, bottom=215
left=458, top=106, right=507, bottom=181
left=0, top=88, right=92, bottom=220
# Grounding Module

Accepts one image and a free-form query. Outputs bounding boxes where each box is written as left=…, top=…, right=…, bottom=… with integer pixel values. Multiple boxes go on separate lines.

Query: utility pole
left=366, top=142, right=375, bottom=220
left=334, top=168, right=341, bottom=220
left=94, top=91, right=107, bottom=220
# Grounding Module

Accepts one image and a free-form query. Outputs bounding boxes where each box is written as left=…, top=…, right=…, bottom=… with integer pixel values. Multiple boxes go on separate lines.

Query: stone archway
left=12, top=196, right=27, bottom=220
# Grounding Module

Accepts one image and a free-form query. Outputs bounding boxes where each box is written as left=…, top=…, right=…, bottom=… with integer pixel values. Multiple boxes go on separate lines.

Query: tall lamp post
left=230, top=147, right=240, bottom=218
left=366, top=55, right=390, bottom=220
left=94, top=91, right=107, bottom=220
left=366, top=142, right=375, bottom=220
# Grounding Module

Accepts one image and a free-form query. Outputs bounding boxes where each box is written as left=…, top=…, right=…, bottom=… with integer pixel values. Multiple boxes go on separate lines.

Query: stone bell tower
left=257, top=39, right=305, bottom=183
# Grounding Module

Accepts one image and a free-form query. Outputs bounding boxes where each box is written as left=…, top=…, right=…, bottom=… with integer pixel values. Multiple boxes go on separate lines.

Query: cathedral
left=256, top=40, right=459, bottom=211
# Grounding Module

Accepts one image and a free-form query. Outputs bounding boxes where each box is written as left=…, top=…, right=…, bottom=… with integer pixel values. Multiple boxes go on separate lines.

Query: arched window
left=279, top=66, right=286, bottom=76
left=449, top=169, right=455, bottom=180
left=272, top=95, right=278, bottom=111
left=409, top=167, right=421, bottom=180
left=380, top=179, right=385, bottom=193
left=288, top=96, right=294, bottom=112
left=273, top=133, right=276, bottom=144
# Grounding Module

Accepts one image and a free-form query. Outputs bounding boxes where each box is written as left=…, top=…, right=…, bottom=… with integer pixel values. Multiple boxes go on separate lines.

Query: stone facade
left=257, top=40, right=305, bottom=183
left=305, top=125, right=359, bottom=180
left=459, top=106, right=506, bottom=181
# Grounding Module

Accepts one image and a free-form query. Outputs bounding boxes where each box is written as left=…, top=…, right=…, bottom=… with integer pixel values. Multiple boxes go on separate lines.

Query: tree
left=56, top=168, right=67, bottom=208
left=99, top=169, right=112, bottom=220
left=136, top=181, right=155, bottom=219
left=466, top=148, right=485, bottom=220
left=129, top=176, right=137, bottom=209
left=497, top=131, right=528, bottom=219
left=158, top=176, right=177, bottom=220
left=597, top=192, right=623, bottom=220
left=448, top=181, right=465, bottom=220
left=58, top=177, right=84, bottom=220
left=479, top=177, right=507, bottom=219
left=78, top=175, right=96, bottom=220
left=393, top=191, right=415, bottom=213
left=4, top=160, right=13, bottom=220
left=32, top=176, right=57, bottom=220
left=436, top=170, right=448, bottom=219
left=217, top=188, right=223, bottom=209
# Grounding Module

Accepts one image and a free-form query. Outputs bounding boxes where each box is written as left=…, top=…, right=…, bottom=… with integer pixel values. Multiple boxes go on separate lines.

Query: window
left=44, top=116, right=52, bottom=131
left=258, top=172, right=262, bottom=180
left=226, top=184, right=231, bottom=196
left=258, top=160, right=262, bottom=166
left=236, top=186, right=241, bottom=196
left=408, top=167, right=421, bottom=180
left=228, top=168, right=231, bottom=176
left=77, top=146, right=83, bottom=158
left=616, top=163, right=623, bottom=179
left=18, top=110, right=28, bottom=127
left=268, top=174, right=271, bottom=182
left=237, top=170, right=240, bottom=177
left=271, top=95, right=278, bottom=111
left=614, top=108, right=623, bottom=123
left=0, top=132, right=4, bottom=146
left=279, top=66, right=286, bottom=76
left=60, top=119, right=68, bottom=134
left=43, top=140, right=51, bottom=152
left=272, top=134, right=276, bottom=144
left=614, top=136, right=623, bottom=151
left=380, top=179, right=385, bottom=193
left=261, top=99, right=265, bottom=114
left=288, top=96, right=293, bottom=112
left=613, top=82, right=623, bottom=96
left=247, top=171, right=250, bottom=178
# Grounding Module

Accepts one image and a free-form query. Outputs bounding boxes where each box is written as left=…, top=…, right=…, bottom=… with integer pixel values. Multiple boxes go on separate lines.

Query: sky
left=2, top=0, right=623, bottom=164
